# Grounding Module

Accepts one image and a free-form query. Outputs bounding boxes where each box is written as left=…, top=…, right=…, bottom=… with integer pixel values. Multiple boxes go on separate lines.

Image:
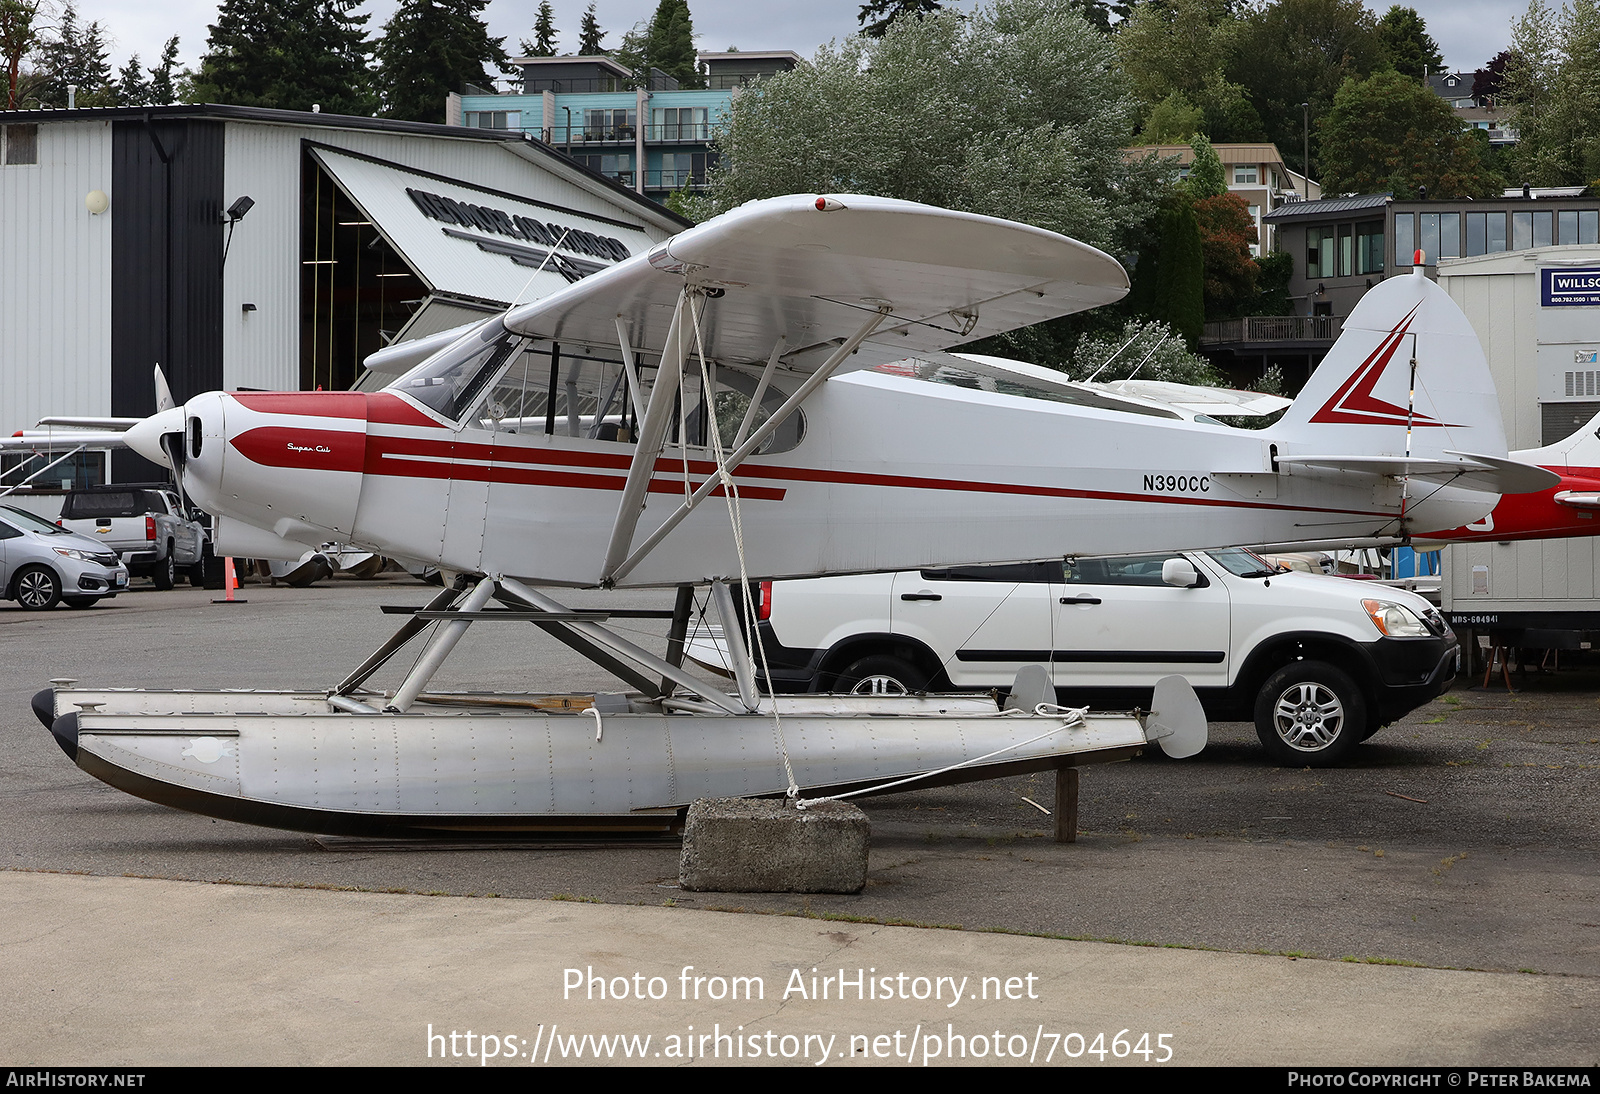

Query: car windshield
left=1, top=505, right=68, bottom=534
left=1206, top=547, right=1278, bottom=578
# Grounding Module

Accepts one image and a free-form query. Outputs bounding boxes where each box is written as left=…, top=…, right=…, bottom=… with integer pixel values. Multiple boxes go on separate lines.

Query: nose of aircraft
left=123, top=406, right=186, bottom=470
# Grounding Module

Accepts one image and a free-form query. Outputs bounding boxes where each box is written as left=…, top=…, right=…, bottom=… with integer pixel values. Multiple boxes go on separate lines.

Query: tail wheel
left=834, top=655, right=927, bottom=696
left=15, top=566, right=62, bottom=611
left=1254, top=660, right=1365, bottom=767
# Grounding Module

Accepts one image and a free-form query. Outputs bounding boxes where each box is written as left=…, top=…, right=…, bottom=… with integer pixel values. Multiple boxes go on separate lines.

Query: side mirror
left=1162, top=557, right=1200, bottom=588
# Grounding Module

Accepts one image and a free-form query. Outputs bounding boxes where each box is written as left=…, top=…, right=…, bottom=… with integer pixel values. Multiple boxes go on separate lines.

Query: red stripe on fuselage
left=227, top=394, right=1391, bottom=520
left=229, top=426, right=365, bottom=473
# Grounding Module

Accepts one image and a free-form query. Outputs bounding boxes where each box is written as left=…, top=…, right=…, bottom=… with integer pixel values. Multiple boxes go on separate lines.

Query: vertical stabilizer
left=1270, top=269, right=1508, bottom=462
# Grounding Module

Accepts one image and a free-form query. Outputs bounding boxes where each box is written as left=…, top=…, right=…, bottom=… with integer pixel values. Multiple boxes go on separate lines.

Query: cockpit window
left=390, top=319, right=524, bottom=420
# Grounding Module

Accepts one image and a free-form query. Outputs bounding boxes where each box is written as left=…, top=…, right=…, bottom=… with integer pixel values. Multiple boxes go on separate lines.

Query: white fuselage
left=173, top=369, right=1496, bottom=588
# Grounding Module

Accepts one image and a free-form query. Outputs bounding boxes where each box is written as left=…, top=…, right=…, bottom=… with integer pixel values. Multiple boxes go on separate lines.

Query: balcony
left=1201, top=315, right=1344, bottom=346
left=541, top=123, right=714, bottom=146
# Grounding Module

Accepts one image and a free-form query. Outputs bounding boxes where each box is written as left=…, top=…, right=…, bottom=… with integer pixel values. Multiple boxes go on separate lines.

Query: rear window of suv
left=61, top=490, right=165, bottom=519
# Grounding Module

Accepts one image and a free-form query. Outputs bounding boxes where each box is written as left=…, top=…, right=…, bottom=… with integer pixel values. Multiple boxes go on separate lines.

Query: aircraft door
left=1052, top=554, right=1231, bottom=692
left=891, top=562, right=1058, bottom=690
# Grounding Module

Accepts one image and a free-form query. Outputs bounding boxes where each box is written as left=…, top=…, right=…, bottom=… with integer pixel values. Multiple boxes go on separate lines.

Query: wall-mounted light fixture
left=84, top=190, right=109, bottom=215
left=242, top=303, right=258, bottom=314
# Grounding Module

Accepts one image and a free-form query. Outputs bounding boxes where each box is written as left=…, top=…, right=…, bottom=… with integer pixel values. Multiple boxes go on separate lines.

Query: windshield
left=1, top=505, right=69, bottom=534
left=1206, top=547, right=1279, bottom=578
left=389, top=319, right=523, bottom=420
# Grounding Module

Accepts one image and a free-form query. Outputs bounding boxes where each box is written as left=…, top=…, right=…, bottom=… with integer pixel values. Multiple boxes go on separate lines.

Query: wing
left=500, top=193, right=1129, bottom=370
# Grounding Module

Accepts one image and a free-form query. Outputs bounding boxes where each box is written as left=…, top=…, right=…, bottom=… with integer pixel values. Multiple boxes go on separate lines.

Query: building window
left=574, top=153, right=633, bottom=186
left=1233, top=165, right=1258, bottom=185
left=2, top=123, right=38, bottom=165
left=1581, top=210, right=1599, bottom=244
left=651, top=107, right=708, bottom=141
left=1393, top=213, right=1414, bottom=265
left=581, top=108, right=635, bottom=141
left=464, top=111, right=519, bottom=130
left=1, top=449, right=106, bottom=489
left=1356, top=223, right=1384, bottom=274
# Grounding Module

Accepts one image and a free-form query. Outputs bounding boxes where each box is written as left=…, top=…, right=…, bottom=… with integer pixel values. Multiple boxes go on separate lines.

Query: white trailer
left=1439, top=245, right=1600, bottom=656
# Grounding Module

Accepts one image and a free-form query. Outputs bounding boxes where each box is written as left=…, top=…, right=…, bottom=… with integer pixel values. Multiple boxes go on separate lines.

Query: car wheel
left=1254, top=660, right=1366, bottom=767
left=834, top=655, right=926, bottom=696
left=153, top=545, right=176, bottom=590
left=14, top=566, right=62, bottom=611
left=63, top=596, right=98, bottom=609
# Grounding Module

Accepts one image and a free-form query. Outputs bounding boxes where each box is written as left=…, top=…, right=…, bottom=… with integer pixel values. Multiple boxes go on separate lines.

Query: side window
left=921, top=561, right=1063, bottom=583
left=0, top=520, right=22, bottom=540
left=1063, top=554, right=1187, bottom=586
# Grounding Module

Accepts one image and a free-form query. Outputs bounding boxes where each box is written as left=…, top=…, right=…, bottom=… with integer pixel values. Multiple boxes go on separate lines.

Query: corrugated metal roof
left=0, top=102, right=691, bottom=229
left=1262, top=193, right=1390, bottom=222
left=1125, top=143, right=1287, bottom=166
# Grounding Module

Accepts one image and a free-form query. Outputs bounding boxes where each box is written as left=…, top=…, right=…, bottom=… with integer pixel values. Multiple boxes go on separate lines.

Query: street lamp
left=1301, top=102, right=1310, bottom=200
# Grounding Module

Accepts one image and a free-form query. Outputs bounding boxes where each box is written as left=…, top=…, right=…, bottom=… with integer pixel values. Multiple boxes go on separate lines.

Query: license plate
left=113, top=574, right=127, bottom=587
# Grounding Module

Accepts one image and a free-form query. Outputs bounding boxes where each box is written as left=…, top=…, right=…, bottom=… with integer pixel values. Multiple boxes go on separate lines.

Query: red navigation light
left=1414, top=249, right=1425, bottom=266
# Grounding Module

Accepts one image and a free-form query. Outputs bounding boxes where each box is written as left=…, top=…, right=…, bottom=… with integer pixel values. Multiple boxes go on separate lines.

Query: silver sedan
left=0, top=505, right=129, bottom=610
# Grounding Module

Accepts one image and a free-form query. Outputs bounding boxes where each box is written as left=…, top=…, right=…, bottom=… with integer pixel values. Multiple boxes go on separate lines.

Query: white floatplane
left=25, top=194, right=1555, bottom=836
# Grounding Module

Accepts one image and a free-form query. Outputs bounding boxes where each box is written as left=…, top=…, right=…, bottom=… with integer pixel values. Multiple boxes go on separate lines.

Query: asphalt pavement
left=2, top=576, right=1596, bottom=1066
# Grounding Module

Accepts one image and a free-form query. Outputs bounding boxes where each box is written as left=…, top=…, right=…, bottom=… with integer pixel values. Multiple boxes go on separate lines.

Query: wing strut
left=604, top=305, right=891, bottom=586
left=599, top=288, right=692, bottom=580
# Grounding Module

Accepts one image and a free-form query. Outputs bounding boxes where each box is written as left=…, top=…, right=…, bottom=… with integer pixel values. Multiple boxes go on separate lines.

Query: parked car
left=690, top=548, right=1460, bottom=766
left=0, top=504, right=128, bottom=610
left=57, top=484, right=208, bottom=590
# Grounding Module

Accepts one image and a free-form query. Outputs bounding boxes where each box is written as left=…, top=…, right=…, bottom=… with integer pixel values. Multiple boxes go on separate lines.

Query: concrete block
left=679, top=798, right=869, bottom=893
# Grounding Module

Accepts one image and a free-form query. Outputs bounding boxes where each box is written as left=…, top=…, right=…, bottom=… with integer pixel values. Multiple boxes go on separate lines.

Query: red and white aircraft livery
left=1418, top=410, right=1600, bottom=546
left=114, top=194, right=1544, bottom=589
left=16, top=195, right=1560, bottom=837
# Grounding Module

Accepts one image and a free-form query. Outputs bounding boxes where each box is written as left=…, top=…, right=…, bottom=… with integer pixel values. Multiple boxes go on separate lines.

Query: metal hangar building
left=0, top=104, right=688, bottom=485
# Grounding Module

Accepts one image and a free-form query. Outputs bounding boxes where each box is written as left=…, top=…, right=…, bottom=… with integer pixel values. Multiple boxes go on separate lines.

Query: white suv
left=698, top=548, right=1458, bottom=766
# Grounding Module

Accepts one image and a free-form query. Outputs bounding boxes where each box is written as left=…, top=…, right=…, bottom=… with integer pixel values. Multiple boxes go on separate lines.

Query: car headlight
left=1362, top=598, right=1430, bottom=637
left=52, top=547, right=93, bottom=562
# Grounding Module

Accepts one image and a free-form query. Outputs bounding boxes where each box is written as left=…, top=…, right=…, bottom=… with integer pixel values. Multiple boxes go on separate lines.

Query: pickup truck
left=58, top=484, right=207, bottom=590
left=692, top=548, right=1459, bottom=766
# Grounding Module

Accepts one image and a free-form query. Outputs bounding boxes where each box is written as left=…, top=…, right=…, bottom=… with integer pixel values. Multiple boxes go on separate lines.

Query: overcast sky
left=70, top=0, right=1531, bottom=85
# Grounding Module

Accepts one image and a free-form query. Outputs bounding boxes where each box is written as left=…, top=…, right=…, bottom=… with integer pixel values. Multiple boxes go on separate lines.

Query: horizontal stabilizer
left=0, top=430, right=135, bottom=452
left=1276, top=453, right=1558, bottom=494
left=1555, top=490, right=1600, bottom=510
left=35, top=417, right=141, bottom=431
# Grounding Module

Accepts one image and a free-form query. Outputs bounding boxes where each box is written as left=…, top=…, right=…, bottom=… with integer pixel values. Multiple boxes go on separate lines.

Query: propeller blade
left=153, top=365, right=175, bottom=414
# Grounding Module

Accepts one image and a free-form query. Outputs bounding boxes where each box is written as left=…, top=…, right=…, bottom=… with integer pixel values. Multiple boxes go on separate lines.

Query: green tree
left=378, top=0, right=508, bottom=121
left=520, top=0, right=557, bottom=57
left=1319, top=69, right=1503, bottom=197
left=1116, top=0, right=1263, bottom=143
left=1135, top=89, right=1204, bottom=144
left=1227, top=0, right=1387, bottom=180
left=1502, top=0, right=1600, bottom=188
left=148, top=35, right=179, bottom=105
left=114, top=52, right=147, bottom=104
left=690, top=0, right=1167, bottom=250
left=1183, top=132, right=1227, bottom=198
left=643, top=0, right=700, bottom=86
left=857, top=0, right=941, bottom=38
left=577, top=3, right=606, bottom=54
left=35, top=2, right=114, bottom=106
left=1, top=0, right=46, bottom=109
left=191, top=0, right=375, bottom=116
left=1124, top=192, right=1204, bottom=347
left=1072, top=318, right=1222, bottom=386
left=1378, top=5, right=1443, bottom=81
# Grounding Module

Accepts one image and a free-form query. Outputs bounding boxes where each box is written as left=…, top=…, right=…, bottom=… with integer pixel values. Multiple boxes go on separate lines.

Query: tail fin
left=1512, top=408, right=1600, bottom=471
left=1270, top=267, right=1508, bottom=462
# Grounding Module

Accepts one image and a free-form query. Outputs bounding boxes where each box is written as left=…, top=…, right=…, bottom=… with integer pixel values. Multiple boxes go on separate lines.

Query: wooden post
left=1054, top=764, right=1079, bottom=843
